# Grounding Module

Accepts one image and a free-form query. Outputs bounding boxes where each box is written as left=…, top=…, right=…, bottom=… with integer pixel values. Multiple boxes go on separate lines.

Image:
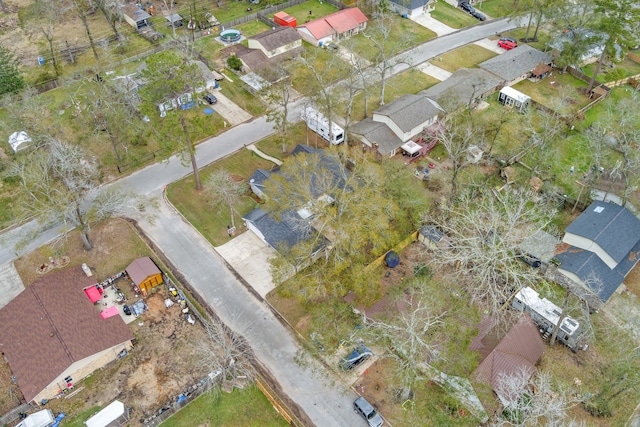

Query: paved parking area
left=209, top=91, right=253, bottom=126
left=0, top=262, right=24, bottom=309
left=215, top=231, right=278, bottom=298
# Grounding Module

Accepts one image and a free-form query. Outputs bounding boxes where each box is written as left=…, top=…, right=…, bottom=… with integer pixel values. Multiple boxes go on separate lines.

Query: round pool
left=220, top=29, right=241, bottom=43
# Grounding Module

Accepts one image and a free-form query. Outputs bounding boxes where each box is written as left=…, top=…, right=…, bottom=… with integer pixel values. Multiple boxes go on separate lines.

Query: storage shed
left=498, top=86, right=530, bottom=113
left=274, top=11, right=296, bottom=28
left=125, top=257, right=163, bottom=292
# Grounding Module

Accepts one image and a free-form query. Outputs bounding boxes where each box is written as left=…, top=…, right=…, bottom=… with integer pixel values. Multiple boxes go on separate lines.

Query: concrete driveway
left=474, top=37, right=506, bottom=54
left=0, top=262, right=24, bottom=309
left=411, top=13, right=456, bottom=36
left=209, top=91, right=252, bottom=126
left=215, top=231, right=278, bottom=298
left=416, top=62, right=453, bottom=80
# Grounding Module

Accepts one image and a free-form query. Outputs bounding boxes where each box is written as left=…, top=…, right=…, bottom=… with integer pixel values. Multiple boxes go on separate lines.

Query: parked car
left=325, top=42, right=339, bottom=50
left=500, top=37, right=518, bottom=45
left=339, top=343, right=373, bottom=371
left=471, top=10, right=485, bottom=21
left=498, top=39, right=517, bottom=50
left=459, top=1, right=475, bottom=13
left=203, top=93, right=218, bottom=104
left=354, top=397, right=384, bottom=427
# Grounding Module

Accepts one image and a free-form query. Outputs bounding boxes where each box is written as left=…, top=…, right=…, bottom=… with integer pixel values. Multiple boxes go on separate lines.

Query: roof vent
left=594, top=206, right=604, bottom=213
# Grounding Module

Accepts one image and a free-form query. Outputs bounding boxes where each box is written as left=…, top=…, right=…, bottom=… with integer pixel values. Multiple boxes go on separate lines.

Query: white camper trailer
left=16, top=409, right=56, bottom=427
left=512, top=287, right=585, bottom=351
left=302, top=107, right=344, bottom=145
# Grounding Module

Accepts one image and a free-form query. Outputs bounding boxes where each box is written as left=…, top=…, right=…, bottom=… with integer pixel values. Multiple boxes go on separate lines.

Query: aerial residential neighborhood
left=0, top=0, right=639, bottom=425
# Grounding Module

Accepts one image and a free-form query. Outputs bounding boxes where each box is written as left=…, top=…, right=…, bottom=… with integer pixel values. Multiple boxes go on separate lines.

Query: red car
left=498, top=39, right=517, bottom=50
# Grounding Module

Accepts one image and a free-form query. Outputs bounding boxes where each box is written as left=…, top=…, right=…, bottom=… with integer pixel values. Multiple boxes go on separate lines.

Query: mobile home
left=302, top=107, right=344, bottom=145
left=512, top=287, right=585, bottom=351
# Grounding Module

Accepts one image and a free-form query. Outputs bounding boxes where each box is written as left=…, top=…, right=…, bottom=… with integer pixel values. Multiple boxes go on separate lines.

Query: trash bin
left=38, top=56, right=45, bottom=66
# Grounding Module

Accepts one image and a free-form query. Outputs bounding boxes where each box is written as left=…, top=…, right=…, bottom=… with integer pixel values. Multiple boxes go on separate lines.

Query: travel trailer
left=302, top=107, right=344, bottom=145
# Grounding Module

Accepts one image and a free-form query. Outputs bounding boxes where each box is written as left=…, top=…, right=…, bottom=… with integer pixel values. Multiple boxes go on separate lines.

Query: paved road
left=0, top=16, right=522, bottom=426
left=134, top=193, right=363, bottom=426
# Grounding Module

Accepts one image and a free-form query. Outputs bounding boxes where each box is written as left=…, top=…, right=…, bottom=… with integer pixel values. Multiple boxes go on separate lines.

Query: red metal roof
left=298, top=8, right=368, bottom=40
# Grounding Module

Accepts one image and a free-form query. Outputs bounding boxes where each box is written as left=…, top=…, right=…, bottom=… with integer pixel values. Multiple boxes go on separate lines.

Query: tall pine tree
left=0, top=46, right=25, bottom=96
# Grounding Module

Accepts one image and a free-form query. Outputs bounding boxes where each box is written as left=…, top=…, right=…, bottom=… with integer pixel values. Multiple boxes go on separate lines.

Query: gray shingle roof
left=479, top=45, right=552, bottom=82
left=350, top=118, right=404, bottom=155
left=243, top=207, right=311, bottom=249
left=566, top=201, right=640, bottom=264
left=419, top=68, right=501, bottom=111
left=389, top=0, right=431, bottom=10
left=374, top=94, right=442, bottom=133
left=250, top=26, right=302, bottom=52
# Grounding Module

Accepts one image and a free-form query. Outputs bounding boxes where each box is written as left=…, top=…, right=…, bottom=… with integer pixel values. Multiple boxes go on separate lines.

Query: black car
left=459, top=1, right=475, bottom=13
left=203, top=94, right=218, bottom=104
left=471, top=10, right=486, bottom=21
left=339, top=343, right=373, bottom=371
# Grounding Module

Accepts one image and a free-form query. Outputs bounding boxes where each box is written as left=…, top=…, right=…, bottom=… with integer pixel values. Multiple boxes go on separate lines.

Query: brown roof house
left=126, top=257, right=163, bottom=293
left=472, top=314, right=545, bottom=405
left=0, top=267, right=133, bottom=403
left=247, top=26, right=302, bottom=59
left=351, top=94, right=443, bottom=157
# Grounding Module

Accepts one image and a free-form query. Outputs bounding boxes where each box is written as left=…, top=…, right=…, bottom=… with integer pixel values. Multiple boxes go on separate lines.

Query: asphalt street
left=0, top=16, right=522, bottom=426
left=134, top=193, right=363, bottom=426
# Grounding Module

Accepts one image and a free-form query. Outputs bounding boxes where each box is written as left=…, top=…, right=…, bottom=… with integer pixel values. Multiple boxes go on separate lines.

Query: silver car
left=354, top=396, right=384, bottom=427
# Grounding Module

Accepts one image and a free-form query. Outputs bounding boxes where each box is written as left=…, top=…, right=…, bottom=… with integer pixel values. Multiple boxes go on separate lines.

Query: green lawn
left=513, top=72, right=590, bottom=114
left=219, top=69, right=268, bottom=117
left=583, top=57, right=640, bottom=83
left=474, top=0, right=516, bottom=18
left=280, top=1, right=339, bottom=25
left=287, top=42, right=351, bottom=95
left=167, top=147, right=278, bottom=246
left=235, top=20, right=273, bottom=38
left=429, top=1, right=477, bottom=29
left=162, top=386, right=289, bottom=427
left=428, top=44, right=496, bottom=73
left=353, top=16, right=437, bottom=63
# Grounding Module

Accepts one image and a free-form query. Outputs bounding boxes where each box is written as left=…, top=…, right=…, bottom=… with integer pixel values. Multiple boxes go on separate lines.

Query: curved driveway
left=0, top=16, right=521, bottom=426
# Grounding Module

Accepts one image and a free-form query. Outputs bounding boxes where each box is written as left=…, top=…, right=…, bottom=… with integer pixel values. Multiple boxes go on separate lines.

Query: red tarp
left=84, top=286, right=102, bottom=303
left=100, top=306, right=120, bottom=319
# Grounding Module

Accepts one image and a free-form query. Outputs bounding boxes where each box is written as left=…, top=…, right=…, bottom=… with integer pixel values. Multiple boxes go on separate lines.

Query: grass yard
left=353, top=16, right=436, bottom=63
left=162, top=386, right=288, bottom=427
left=287, top=43, right=351, bottom=96
left=474, top=0, right=516, bottom=18
left=234, top=20, right=273, bottom=38
left=194, top=35, right=227, bottom=68
left=429, top=1, right=478, bottom=29
left=513, top=72, right=590, bottom=114
left=279, top=1, right=339, bottom=24
left=167, top=148, right=279, bottom=246
left=582, top=56, right=640, bottom=83
left=428, top=44, right=496, bottom=73
left=580, top=85, right=637, bottom=129
left=339, top=68, right=440, bottom=121
left=219, top=69, right=268, bottom=117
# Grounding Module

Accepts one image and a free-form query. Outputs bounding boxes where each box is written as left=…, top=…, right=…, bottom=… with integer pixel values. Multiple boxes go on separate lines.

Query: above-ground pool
left=220, top=29, right=241, bottom=43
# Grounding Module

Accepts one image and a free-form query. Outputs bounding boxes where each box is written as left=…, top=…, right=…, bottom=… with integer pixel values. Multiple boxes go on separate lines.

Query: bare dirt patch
left=4, top=219, right=211, bottom=425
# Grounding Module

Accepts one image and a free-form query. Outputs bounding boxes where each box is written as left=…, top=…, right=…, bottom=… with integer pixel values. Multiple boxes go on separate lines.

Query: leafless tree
left=492, top=369, right=584, bottom=427
left=8, top=139, right=142, bottom=250
left=259, top=64, right=292, bottom=153
left=91, top=0, right=125, bottom=51
left=362, top=13, right=413, bottom=106
left=438, top=117, right=479, bottom=201
left=366, top=282, right=448, bottom=388
left=71, top=0, right=102, bottom=68
left=205, top=169, right=246, bottom=230
left=24, top=0, right=67, bottom=76
left=197, top=315, right=256, bottom=382
left=426, top=187, right=557, bottom=327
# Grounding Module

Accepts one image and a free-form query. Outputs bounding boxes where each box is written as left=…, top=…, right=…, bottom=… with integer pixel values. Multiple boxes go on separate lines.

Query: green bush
left=584, top=398, right=612, bottom=418
left=227, top=55, right=243, bottom=71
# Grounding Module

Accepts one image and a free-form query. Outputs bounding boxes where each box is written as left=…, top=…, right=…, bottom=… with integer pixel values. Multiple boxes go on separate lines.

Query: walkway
left=416, top=62, right=453, bottom=80
left=246, top=144, right=283, bottom=166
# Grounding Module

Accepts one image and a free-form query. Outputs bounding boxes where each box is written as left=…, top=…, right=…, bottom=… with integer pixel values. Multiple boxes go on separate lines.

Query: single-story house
left=8, top=131, right=32, bottom=152
left=419, top=68, right=501, bottom=112
left=351, top=94, right=443, bottom=157
left=248, top=26, right=302, bottom=59
left=497, top=86, right=531, bottom=113
left=0, top=267, right=133, bottom=404
left=249, top=168, right=276, bottom=200
left=123, top=4, right=151, bottom=29
left=472, top=314, right=545, bottom=405
left=388, top=0, right=435, bottom=18
left=554, top=200, right=640, bottom=303
left=192, top=60, right=217, bottom=93
left=297, top=7, right=368, bottom=46
left=85, top=400, right=130, bottom=427
left=126, top=257, right=163, bottom=293
left=479, top=45, right=553, bottom=86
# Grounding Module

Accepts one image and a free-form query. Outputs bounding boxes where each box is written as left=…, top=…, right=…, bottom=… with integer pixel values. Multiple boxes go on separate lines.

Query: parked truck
left=302, top=107, right=344, bottom=145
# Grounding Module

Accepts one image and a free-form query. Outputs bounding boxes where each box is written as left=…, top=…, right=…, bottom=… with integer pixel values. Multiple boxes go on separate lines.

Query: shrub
left=227, top=55, right=243, bottom=72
